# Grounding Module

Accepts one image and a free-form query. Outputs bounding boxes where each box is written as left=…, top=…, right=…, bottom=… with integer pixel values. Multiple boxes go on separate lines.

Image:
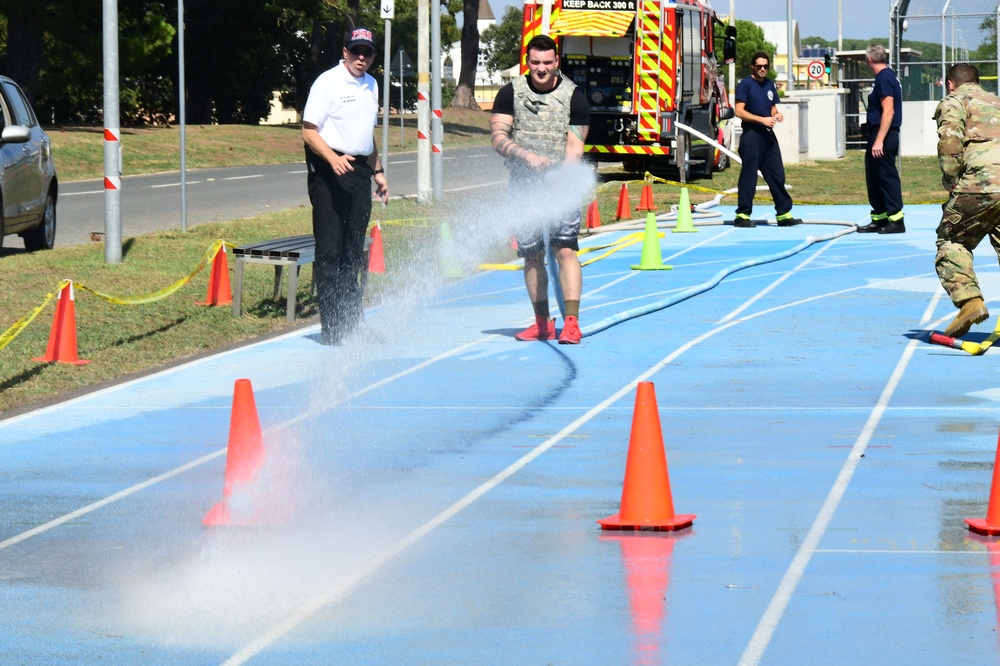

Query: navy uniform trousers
left=736, top=127, right=793, bottom=218
left=306, top=147, right=373, bottom=344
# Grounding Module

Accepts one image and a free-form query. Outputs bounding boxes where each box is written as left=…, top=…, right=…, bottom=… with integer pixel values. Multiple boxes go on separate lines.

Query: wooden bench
left=231, top=234, right=371, bottom=323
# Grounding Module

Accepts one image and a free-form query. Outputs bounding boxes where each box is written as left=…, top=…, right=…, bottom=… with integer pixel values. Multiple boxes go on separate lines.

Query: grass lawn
left=0, top=116, right=951, bottom=415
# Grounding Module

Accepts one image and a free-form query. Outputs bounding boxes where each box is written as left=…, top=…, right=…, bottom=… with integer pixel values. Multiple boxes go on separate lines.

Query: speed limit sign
left=808, top=61, right=825, bottom=79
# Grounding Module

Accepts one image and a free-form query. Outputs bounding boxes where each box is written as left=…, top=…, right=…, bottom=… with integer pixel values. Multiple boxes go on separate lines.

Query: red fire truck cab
left=519, top=0, right=736, bottom=180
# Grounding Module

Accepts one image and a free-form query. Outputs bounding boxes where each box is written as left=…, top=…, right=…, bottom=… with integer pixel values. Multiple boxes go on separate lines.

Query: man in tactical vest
left=491, top=34, right=591, bottom=344
left=933, top=63, right=1000, bottom=337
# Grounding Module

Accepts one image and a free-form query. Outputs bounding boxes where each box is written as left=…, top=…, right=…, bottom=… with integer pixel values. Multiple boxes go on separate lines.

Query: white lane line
left=0, top=450, right=225, bottom=553
left=224, top=249, right=890, bottom=664
left=150, top=181, right=202, bottom=189
left=223, top=174, right=264, bottom=181
left=0, top=334, right=496, bottom=551
left=440, top=179, right=509, bottom=194
left=816, top=549, right=988, bottom=555
left=718, top=234, right=842, bottom=323
left=737, top=288, right=947, bottom=666
left=223, top=319, right=743, bottom=665
left=286, top=169, right=307, bottom=174
left=61, top=190, right=104, bottom=196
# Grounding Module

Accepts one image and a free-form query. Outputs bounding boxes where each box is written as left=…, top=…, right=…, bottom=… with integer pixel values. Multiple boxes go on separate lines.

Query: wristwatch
left=373, top=168, right=384, bottom=175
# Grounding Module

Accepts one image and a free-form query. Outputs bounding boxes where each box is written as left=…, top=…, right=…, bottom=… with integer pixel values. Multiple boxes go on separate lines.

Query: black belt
left=332, top=148, right=368, bottom=160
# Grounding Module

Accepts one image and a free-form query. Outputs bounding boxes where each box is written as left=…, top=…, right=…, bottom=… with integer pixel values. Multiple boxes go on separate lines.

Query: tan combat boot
left=944, top=297, right=989, bottom=338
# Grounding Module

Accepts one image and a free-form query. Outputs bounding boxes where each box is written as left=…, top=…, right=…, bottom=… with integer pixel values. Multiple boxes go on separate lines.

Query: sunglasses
left=350, top=47, right=375, bottom=58
left=754, top=63, right=769, bottom=70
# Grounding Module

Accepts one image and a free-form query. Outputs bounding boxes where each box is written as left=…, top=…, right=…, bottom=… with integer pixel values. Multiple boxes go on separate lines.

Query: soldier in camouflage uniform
left=490, top=34, right=591, bottom=344
left=933, top=63, right=1000, bottom=337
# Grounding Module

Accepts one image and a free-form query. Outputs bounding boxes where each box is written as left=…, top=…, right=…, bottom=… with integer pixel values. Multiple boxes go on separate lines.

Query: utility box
left=786, top=89, right=847, bottom=159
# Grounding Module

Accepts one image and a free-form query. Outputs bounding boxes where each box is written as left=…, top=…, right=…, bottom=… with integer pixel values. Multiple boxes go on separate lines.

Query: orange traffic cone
left=586, top=200, right=601, bottom=230
left=197, top=244, right=233, bottom=306
left=615, top=183, right=631, bottom=220
left=599, top=382, right=694, bottom=531
left=203, top=378, right=266, bottom=526
left=33, top=282, right=90, bottom=365
left=368, top=223, right=386, bottom=274
left=966, top=426, right=1000, bottom=535
left=635, top=184, right=656, bottom=211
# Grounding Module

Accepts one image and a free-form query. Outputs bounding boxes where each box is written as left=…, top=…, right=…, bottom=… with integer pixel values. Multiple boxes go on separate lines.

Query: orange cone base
left=203, top=501, right=232, bottom=526
left=965, top=517, right=1000, bottom=536
left=32, top=355, right=90, bottom=366
left=598, top=512, right=696, bottom=531
left=203, top=500, right=288, bottom=527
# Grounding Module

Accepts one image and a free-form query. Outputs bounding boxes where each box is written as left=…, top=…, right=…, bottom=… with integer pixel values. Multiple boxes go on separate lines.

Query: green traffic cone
left=673, top=187, right=697, bottom=233
left=439, top=221, right=463, bottom=278
left=631, top=212, right=673, bottom=271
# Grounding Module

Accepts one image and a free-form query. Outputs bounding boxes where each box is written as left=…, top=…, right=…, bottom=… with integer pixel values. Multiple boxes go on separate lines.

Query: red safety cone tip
left=586, top=200, right=601, bottom=230
left=615, top=182, right=631, bottom=221
left=368, top=223, right=386, bottom=274
left=636, top=184, right=657, bottom=212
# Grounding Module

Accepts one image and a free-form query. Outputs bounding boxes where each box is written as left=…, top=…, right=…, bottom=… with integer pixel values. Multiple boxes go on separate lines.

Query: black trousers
left=865, top=130, right=903, bottom=217
left=736, top=128, right=793, bottom=217
left=306, top=148, right=372, bottom=342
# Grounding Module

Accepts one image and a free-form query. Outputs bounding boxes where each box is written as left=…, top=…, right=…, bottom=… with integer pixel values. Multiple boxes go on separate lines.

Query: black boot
left=877, top=218, right=906, bottom=234
left=856, top=221, right=885, bottom=233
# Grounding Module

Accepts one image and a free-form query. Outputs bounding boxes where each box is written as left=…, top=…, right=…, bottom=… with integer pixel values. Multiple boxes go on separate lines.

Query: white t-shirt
left=302, top=61, right=379, bottom=156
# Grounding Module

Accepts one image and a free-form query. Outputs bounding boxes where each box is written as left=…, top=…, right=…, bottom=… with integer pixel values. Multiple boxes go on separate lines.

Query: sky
left=485, top=0, right=893, bottom=44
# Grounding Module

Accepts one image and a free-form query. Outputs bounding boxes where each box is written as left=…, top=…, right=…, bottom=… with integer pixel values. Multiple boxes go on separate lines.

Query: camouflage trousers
left=935, top=191, right=1000, bottom=306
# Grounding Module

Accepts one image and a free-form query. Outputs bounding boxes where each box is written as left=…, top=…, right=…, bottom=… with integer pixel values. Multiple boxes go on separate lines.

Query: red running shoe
left=558, top=315, right=581, bottom=344
left=515, top=316, right=556, bottom=341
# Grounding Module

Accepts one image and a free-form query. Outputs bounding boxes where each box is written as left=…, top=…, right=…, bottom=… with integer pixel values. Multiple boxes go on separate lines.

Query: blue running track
left=4, top=203, right=1000, bottom=665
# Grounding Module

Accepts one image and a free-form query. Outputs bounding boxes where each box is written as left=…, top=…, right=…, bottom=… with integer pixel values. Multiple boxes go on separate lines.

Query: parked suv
left=0, top=76, right=57, bottom=251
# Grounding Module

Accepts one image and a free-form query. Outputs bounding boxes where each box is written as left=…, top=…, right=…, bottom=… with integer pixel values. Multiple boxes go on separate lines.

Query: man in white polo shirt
left=302, top=26, right=389, bottom=345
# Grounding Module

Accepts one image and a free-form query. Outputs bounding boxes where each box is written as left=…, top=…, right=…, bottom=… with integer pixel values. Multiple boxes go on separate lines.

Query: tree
left=450, top=0, right=481, bottom=109
left=481, top=6, right=522, bottom=75
left=0, top=1, right=44, bottom=103
left=1, top=0, right=175, bottom=123
left=714, top=20, right=777, bottom=90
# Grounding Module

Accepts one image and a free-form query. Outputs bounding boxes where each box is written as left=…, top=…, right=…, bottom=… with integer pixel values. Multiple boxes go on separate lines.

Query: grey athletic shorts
left=515, top=213, right=581, bottom=258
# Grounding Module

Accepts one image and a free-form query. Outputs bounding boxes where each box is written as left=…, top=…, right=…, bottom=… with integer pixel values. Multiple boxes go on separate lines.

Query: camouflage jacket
left=934, top=82, right=1000, bottom=193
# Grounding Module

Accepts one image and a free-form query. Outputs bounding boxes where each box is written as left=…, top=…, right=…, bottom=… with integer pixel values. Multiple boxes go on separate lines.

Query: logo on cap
left=351, top=28, right=374, bottom=43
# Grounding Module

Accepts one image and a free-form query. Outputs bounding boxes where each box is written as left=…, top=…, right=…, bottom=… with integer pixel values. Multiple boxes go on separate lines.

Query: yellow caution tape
left=75, top=239, right=226, bottom=305
left=580, top=232, right=646, bottom=267
left=479, top=263, right=521, bottom=271
left=644, top=172, right=730, bottom=196
left=375, top=217, right=444, bottom=228
left=477, top=232, right=647, bottom=271
left=0, top=279, right=71, bottom=352
left=0, top=240, right=231, bottom=353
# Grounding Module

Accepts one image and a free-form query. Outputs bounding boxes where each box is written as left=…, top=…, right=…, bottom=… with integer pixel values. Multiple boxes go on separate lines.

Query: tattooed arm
left=565, top=125, right=588, bottom=162
left=491, top=112, right=552, bottom=171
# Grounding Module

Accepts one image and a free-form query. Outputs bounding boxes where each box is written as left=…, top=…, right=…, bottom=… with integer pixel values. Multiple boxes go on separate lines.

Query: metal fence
left=891, top=0, right=1000, bottom=100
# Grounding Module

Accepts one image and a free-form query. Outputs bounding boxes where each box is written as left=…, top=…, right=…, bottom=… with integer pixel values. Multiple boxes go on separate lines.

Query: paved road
left=6, top=146, right=506, bottom=250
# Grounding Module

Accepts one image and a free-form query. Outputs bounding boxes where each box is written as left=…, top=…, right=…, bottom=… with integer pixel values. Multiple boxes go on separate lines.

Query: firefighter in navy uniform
left=856, top=44, right=905, bottom=234
left=732, top=51, right=802, bottom=228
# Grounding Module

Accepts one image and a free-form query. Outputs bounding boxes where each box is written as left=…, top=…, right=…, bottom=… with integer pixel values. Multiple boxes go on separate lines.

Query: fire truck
left=519, top=0, right=736, bottom=180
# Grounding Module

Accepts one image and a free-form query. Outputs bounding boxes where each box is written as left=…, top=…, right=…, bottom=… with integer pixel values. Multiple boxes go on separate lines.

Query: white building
left=757, top=21, right=801, bottom=83
left=445, top=0, right=504, bottom=103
